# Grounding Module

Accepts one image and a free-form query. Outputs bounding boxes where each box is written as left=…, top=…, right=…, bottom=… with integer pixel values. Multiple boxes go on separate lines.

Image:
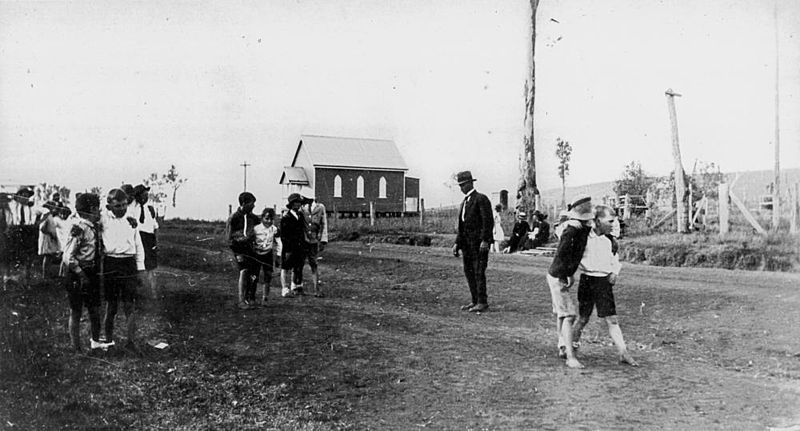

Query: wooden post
left=791, top=183, right=798, bottom=234
left=665, top=88, right=688, bottom=233
left=419, top=198, right=425, bottom=228
left=688, top=182, right=694, bottom=230
left=369, top=201, right=375, bottom=227
left=623, top=194, right=631, bottom=220
left=772, top=0, right=781, bottom=232
left=718, top=183, right=729, bottom=235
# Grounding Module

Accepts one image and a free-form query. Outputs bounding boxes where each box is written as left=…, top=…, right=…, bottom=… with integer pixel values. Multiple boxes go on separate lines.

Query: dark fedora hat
left=133, top=184, right=150, bottom=198
left=286, top=192, right=304, bottom=208
left=456, top=171, right=476, bottom=185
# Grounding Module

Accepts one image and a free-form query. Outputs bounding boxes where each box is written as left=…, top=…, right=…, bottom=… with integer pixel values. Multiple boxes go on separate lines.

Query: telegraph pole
left=772, top=0, right=781, bottom=231
left=240, top=161, right=250, bottom=192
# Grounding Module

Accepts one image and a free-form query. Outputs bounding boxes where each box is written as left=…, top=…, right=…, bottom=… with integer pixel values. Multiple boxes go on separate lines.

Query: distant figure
left=226, top=192, right=259, bottom=309
left=491, top=204, right=505, bottom=253
left=62, top=193, right=105, bottom=352
left=300, top=197, right=328, bottom=297
left=132, top=184, right=160, bottom=299
left=572, top=205, right=638, bottom=367
left=8, top=187, right=36, bottom=226
left=546, top=195, right=594, bottom=369
left=253, top=207, right=281, bottom=305
left=504, top=211, right=530, bottom=253
left=528, top=211, right=550, bottom=248
left=451, top=171, right=493, bottom=313
left=37, top=201, right=62, bottom=278
left=279, top=193, right=308, bottom=298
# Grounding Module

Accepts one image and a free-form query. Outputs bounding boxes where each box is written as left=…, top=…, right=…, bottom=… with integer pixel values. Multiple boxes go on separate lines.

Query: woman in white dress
left=491, top=204, right=505, bottom=253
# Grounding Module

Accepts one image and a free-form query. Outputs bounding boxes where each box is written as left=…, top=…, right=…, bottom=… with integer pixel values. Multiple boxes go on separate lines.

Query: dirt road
left=319, top=242, right=800, bottom=430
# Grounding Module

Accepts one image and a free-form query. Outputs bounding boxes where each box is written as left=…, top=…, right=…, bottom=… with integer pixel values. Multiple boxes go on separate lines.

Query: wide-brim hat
left=566, top=195, right=594, bottom=221
left=107, top=188, right=128, bottom=205
left=456, top=171, right=476, bottom=185
left=286, top=192, right=304, bottom=208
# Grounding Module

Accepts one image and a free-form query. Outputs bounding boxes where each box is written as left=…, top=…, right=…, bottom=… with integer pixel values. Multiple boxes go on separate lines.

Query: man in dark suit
left=452, top=171, right=494, bottom=312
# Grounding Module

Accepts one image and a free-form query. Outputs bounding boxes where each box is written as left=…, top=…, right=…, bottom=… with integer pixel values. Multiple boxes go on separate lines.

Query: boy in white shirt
left=253, top=208, right=281, bottom=305
left=572, top=205, right=638, bottom=366
left=101, top=188, right=146, bottom=350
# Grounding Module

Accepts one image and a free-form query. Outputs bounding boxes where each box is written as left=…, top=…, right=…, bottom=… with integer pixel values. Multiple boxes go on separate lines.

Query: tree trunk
left=518, top=0, right=540, bottom=213
left=665, top=89, right=688, bottom=233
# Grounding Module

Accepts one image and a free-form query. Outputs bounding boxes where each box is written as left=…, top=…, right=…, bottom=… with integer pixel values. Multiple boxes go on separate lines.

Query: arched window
left=378, top=176, right=387, bottom=198
left=333, top=175, right=342, bottom=197
left=356, top=176, right=365, bottom=198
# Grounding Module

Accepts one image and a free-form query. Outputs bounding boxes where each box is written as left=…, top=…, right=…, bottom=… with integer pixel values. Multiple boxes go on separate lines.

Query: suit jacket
left=279, top=210, right=306, bottom=255
left=456, top=190, right=494, bottom=249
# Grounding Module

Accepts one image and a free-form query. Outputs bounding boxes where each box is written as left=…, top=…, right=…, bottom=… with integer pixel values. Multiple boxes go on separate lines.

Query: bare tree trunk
left=665, top=88, right=688, bottom=233
left=518, top=0, right=540, bottom=212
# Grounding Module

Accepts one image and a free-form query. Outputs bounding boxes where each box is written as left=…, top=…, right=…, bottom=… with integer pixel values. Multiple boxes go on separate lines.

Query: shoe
left=620, top=352, right=639, bottom=367
left=90, top=338, right=107, bottom=350
left=238, top=302, right=250, bottom=310
left=468, top=303, right=488, bottom=313
left=558, top=345, right=567, bottom=359
left=460, top=303, right=476, bottom=311
left=281, top=290, right=295, bottom=298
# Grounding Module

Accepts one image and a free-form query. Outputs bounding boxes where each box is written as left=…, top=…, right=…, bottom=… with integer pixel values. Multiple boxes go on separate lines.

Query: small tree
left=164, top=165, right=187, bottom=208
left=555, top=137, right=572, bottom=208
left=614, top=161, right=655, bottom=197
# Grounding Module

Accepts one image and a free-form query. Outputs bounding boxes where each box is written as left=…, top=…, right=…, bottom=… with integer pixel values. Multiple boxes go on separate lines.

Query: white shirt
left=132, top=202, right=159, bottom=234
left=579, top=229, right=621, bottom=277
left=254, top=224, right=282, bottom=255
left=101, top=211, right=145, bottom=271
left=461, top=189, right=476, bottom=222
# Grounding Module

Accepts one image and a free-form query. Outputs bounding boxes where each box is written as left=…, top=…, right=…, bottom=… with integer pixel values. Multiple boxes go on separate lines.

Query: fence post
left=718, top=183, right=729, bottom=235
left=369, top=201, right=375, bottom=227
left=419, top=198, right=425, bottom=228
left=623, top=194, right=631, bottom=220
left=791, top=183, right=798, bottom=234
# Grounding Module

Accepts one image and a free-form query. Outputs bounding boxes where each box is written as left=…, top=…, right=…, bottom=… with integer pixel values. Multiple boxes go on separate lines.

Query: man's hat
left=455, top=171, right=476, bottom=185
left=133, top=184, right=150, bottom=198
left=286, top=192, right=304, bottom=208
left=566, top=195, right=594, bottom=221
left=120, top=184, right=134, bottom=197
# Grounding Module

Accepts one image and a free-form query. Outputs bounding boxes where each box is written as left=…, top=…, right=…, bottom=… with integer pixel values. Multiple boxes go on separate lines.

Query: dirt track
left=320, top=242, right=800, bottom=430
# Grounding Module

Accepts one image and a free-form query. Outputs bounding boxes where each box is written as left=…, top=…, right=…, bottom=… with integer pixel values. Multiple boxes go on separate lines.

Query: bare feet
left=565, top=358, right=585, bottom=369
left=620, top=352, right=639, bottom=367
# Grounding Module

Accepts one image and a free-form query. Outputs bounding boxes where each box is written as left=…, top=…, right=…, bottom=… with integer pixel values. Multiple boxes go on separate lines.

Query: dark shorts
left=234, top=253, right=260, bottom=274
left=65, top=266, right=101, bottom=311
left=281, top=248, right=305, bottom=271
left=140, top=231, right=158, bottom=270
left=103, top=256, right=139, bottom=303
left=578, top=274, right=617, bottom=318
left=305, top=243, right=319, bottom=269
left=254, top=251, right=274, bottom=283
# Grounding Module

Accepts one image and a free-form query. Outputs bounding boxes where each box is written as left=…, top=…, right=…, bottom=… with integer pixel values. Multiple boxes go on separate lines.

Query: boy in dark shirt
left=546, top=196, right=594, bottom=369
left=226, top=192, right=260, bottom=310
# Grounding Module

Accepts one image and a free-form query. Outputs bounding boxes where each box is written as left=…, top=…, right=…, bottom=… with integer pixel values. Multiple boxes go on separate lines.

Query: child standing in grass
left=226, top=192, right=260, bottom=309
left=572, top=205, right=638, bottom=366
left=253, top=207, right=281, bottom=305
left=62, top=193, right=104, bottom=352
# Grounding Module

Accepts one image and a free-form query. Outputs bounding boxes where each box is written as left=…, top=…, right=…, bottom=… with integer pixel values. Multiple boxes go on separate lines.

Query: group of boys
left=63, top=185, right=158, bottom=353
left=226, top=191, right=327, bottom=310
left=454, top=170, right=637, bottom=369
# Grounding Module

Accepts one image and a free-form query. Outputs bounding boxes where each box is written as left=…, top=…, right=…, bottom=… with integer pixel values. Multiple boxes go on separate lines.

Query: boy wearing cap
left=226, top=192, right=260, bottom=309
left=546, top=195, right=594, bottom=369
left=100, top=188, right=146, bottom=350
left=452, top=171, right=494, bottom=313
left=572, top=205, right=638, bottom=366
left=132, top=184, right=160, bottom=299
left=279, top=193, right=307, bottom=298
left=62, top=193, right=105, bottom=352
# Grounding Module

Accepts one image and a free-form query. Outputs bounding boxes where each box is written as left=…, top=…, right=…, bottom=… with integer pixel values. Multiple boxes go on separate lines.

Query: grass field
left=1, top=221, right=800, bottom=429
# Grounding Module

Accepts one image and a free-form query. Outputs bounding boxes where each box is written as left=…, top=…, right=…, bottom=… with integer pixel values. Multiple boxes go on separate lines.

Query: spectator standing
left=491, top=204, right=505, bottom=253
left=226, top=192, right=259, bottom=309
left=37, top=201, right=62, bottom=278
left=451, top=171, right=494, bottom=313
left=100, top=188, right=146, bottom=350
left=253, top=207, right=281, bottom=305
left=279, top=193, right=307, bottom=298
left=300, top=197, right=328, bottom=297
left=132, top=184, right=160, bottom=299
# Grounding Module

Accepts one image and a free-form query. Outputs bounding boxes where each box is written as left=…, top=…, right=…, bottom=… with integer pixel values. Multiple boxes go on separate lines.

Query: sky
left=1, top=0, right=798, bottom=220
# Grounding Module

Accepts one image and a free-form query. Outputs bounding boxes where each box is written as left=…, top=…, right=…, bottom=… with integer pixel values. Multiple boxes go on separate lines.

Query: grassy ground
left=1, top=222, right=800, bottom=429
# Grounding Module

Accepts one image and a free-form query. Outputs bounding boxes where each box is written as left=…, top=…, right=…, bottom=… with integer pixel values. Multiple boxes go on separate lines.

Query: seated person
left=503, top=211, right=530, bottom=253
left=528, top=211, right=551, bottom=248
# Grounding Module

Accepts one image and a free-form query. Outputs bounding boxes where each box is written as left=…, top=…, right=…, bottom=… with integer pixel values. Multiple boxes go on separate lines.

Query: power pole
left=518, top=0, right=541, bottom=212
left=665, top=88, right=688, bottom=233
left=240, top=161, right=250, bottom=192
left=772, top=0, right=781, bottom=231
